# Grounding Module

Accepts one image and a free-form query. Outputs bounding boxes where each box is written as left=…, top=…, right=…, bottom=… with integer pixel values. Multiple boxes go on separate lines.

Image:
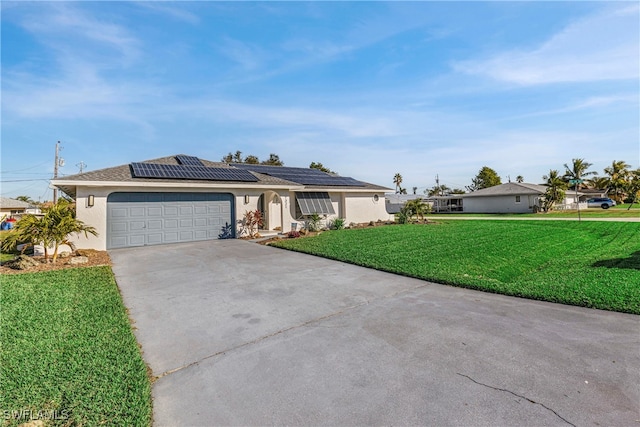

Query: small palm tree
left=541, top=170, right=568, bottom=211
left=516, top=175, right=524, bottom=183
left=564, top=158, right=596, bottom=190
left=587, top=176, right=610, bottom=190
left=1, top=201, right=97, bottom=263
left=604, top=160, right=631, bottom=203
left=393, top=173, right=403, bottom=194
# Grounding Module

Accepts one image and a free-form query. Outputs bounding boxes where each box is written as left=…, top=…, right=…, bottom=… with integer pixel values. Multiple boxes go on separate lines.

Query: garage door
left=107, top=192, right=234, bottom=249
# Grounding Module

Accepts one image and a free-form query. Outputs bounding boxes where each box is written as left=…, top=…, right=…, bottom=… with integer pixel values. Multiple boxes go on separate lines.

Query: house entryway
left=258, top=191, right=283, bottom=232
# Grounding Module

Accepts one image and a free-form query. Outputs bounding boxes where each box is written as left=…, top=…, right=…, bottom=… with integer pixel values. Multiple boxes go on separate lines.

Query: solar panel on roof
left=176, top=155, right=204, bottom=166
left=232, top=164, right=366, bottom=187
left=131, top=163, right=259, bottom=182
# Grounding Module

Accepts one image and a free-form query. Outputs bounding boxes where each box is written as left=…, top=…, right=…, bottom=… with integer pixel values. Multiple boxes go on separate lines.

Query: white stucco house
left=462, top=182, right=588, bottom=213
left=51, top=154, right=391, bottom=250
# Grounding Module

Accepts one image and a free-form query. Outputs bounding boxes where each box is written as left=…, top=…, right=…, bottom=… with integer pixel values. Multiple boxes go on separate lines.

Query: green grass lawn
left=429, top=208, right=639, bottom=218
left=1, top=267, right=152, bottom=426
left=271, top=221, right=640, bottom=314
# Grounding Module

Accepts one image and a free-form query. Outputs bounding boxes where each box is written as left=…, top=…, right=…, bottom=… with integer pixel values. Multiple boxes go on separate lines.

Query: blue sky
left=2, top=1, right=638, bottom=200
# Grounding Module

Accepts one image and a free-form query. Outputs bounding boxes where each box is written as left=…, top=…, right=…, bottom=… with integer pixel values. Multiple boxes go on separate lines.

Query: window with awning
left=295, top=192, right=335, bottom=216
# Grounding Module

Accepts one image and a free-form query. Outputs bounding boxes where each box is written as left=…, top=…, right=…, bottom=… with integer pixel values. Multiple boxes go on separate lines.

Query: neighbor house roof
left=462, top=182, right=548, bottom=198
left=0, top=197, right=32, bottom=209
left=52, top=155, right=390, bottom=198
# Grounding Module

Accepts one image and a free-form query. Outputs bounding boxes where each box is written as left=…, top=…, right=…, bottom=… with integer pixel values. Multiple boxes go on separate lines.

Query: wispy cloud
left=135, top=2, right=200, bottom=25
left=454, top=5, right=639, bottom=85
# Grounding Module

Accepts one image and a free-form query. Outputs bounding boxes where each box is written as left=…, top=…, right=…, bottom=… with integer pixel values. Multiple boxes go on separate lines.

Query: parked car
left=586, top=198, right=616, bottom=209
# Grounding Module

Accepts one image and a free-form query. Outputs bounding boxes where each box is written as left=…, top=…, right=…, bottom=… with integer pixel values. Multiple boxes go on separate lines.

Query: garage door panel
left=165, top=219, right=178, bottom=229
left=107, top=192, right=234, bottom=249
left=164, top=206, right=179, bottom=216
left=148, top=207, right=162, bottom=216
left=147, top=233, right=163, bottom=245
left=148, top=220, right=162, bottom=230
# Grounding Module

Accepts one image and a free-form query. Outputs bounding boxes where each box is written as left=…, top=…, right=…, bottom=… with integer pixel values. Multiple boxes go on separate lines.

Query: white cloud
left=454, top=5, right=639, bottom=85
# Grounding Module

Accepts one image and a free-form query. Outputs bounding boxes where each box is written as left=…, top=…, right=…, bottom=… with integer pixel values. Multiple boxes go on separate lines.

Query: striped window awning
left=295, top=192, right=336, bottom=215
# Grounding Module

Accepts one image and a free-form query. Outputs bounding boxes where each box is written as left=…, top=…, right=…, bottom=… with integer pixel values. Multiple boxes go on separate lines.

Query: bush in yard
left=287, top=230, right=301, bottom=238
left=329, top=218, right=345, bottom=230
left=306, top=213, right=322, bottom=232
left=239, top=210, right=264, bottom=238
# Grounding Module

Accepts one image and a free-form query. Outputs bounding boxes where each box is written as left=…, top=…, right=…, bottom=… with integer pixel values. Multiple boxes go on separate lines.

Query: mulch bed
left=1, top=250, right=112, bottom=275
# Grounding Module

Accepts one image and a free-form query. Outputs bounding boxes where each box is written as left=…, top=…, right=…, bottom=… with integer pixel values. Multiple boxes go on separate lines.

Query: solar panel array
left=232, top=164, right=366, bottom=187
left=131, top=163, right=259, bottom=182
left=176, top=155, right=204, bottom=167
left=295, top=192, right=336, bottom=215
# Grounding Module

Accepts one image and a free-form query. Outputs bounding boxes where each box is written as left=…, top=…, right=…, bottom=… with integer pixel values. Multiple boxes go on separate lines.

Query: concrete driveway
left=110, top=240, right=639, bottom=426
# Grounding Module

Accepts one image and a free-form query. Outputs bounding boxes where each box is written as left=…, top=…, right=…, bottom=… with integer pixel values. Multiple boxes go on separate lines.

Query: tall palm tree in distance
left=393, top=173, right=403, bottom=194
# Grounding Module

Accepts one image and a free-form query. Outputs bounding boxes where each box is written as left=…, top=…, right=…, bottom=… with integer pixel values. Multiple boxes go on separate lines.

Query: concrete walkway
left=110, top=240, right=639, bottom=426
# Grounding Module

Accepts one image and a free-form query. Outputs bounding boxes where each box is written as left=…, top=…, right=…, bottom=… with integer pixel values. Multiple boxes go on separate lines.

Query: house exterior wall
left=71, top=186, right=299, bottom=250
left=464, top=195, right=539, bottom=213
left=342, top=192, right=391, bottom=224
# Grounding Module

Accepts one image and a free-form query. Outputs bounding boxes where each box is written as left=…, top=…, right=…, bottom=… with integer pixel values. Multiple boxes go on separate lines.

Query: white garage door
left=107, top=192, right=234, bottom=249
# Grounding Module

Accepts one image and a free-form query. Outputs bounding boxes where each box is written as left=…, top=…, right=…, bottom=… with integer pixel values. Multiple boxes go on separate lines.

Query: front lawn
left=271, top=221, right=640, bottom=314
left=1, top=267, right=152, bottom=426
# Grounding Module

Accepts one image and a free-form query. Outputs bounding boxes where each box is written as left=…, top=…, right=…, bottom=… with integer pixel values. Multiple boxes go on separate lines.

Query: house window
left=294, top=192, right=335, bottom=219
left=515, top=196, right=521, bottom=203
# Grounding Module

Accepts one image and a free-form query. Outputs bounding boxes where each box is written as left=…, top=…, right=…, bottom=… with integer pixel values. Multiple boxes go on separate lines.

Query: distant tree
left=467, top=166, right=501, bottom=191
left=16, top=196, right=35, bottom=204
left=563, top=158, right=596, bottom=190
left=626, top=169, right=640, bottom=209
left=427, top=184, right=451, bottom=197
left=587, top=176, right=610, bottom=190
left=450, top=188, right=466, bottom=194
left=261, top=153, right=284, bottom=166
left=399, top=187, right=407, bottom=195
left=244, top=155, right=260, bottom=164
left=604, top=160, right=631, bottom=203
left=393, top=173, right=403, bottom=194
left=232, top=150, right=243, bottom=163
left=541, top=169, right=568, bottom=211
left=221, top=153, right=233, bottom=163
left=516, top=175, right=524, bottom=183
left=412, top=187, right=417, bottom=195
left=309, top=162, right=335, bottom=173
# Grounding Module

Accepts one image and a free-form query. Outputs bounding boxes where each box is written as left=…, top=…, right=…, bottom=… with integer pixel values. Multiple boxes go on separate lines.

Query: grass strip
left=1, top=266, right=152, bottom=426
left=271, top=221, right=640, bottom=314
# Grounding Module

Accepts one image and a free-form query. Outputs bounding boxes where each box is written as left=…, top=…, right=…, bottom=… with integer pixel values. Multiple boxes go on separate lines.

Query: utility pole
left=76, top=161, right=87, bottom=174
left=53, top=141, right=64, bottom=204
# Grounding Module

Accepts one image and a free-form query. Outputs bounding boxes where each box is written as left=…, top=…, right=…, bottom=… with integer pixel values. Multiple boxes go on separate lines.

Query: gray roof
left=462, top=182, right=548, bottom=198
left=53, top=155, right=390, bottom=197
left=0, top=197, right=33, bottom=209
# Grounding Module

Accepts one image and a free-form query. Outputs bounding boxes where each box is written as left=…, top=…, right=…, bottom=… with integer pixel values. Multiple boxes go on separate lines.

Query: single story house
left=385, top=194, right=464, bottom=214
left=51, top=154, right=391, bottom=250
left=462, top=182, right=590, bottom=213
left=0, top=197, right=40, bottom=218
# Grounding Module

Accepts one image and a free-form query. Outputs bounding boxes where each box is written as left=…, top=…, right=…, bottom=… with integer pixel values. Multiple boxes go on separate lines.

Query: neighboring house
left=385, top=194, right=464, bottom=214
left=462, top=182, right=548, bottom=213
left=51, top=154, right=391, bottom=250
left=0, top=197, right=39, bottom=218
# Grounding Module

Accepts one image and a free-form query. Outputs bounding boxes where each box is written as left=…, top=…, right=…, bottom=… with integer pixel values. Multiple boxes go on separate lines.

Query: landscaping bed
left=0, top=250, right=112, bottom=275
left=270, top=220, right=640, bottom=314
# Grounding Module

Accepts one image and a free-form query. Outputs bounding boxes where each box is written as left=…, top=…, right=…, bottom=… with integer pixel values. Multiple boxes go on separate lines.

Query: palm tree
left=564, top=158, right=596, bottom=190
left=516, top=175, right=524, bottom=183
left=541, top=170, right=568, bottom=211
left=626, top=168, right=640, bottom=209
left=1, top=201, right=97, bottom=263
left=604, top=160, right=631, bottom=203
left=427, top=184, right=451, bottom=197
left=587, top=176, right=609, bottom=190
left=393, top=173, right=403, bottom=194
